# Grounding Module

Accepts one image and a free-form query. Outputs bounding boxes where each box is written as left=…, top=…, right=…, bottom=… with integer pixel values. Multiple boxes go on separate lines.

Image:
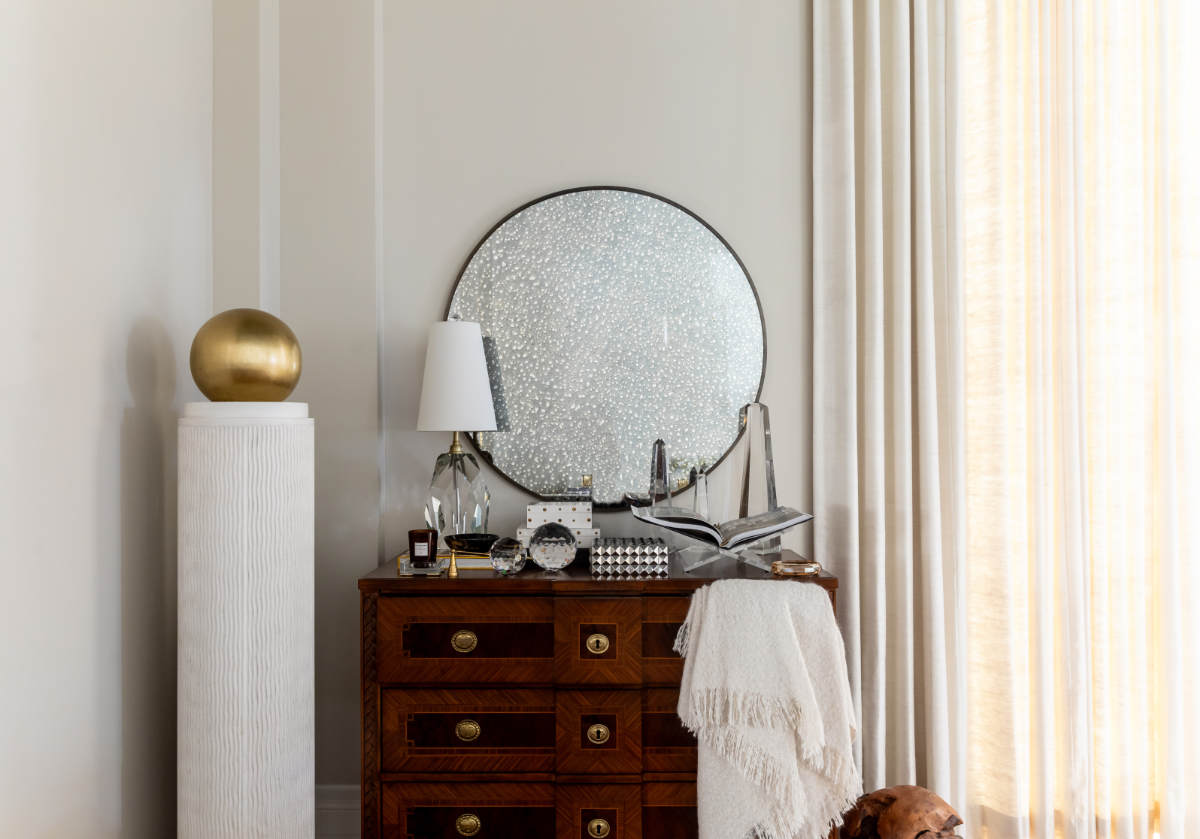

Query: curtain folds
left=810, top=1, right=1199, bottom=836
left=961, top=1, right=1200, bottom=836
left=811, top=0, right=966, bottom=806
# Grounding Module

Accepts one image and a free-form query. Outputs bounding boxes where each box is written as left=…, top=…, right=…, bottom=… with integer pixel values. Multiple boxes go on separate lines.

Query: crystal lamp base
left=424, top=447, right=490, bottom=538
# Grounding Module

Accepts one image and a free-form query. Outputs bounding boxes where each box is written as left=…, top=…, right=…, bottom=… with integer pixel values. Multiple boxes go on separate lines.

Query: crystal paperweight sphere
left=489, top=537, right=526, bottom=575
left=528, top=522, right=577, bottom=571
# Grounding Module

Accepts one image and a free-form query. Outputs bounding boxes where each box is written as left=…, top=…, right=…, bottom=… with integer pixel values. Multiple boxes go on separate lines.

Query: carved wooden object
left=837, top=785, right=963, bottom=839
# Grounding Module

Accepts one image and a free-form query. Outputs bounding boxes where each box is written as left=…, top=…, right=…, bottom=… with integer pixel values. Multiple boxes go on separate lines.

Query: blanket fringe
left=680, top=688, right=815, bottom=734
left=673, top=603, right=694, bottom=658
left=681, top=688, right=861, bottom=839
left=703, top=723, right=859, bottom=839
left=709, top=729, right=859, bottom=839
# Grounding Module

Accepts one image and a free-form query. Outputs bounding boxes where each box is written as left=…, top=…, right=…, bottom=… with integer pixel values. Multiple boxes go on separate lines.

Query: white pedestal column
left=177, top=402, right=315, bottom=838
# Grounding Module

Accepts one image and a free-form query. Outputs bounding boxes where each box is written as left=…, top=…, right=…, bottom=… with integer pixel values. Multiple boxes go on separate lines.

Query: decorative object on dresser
left=358, top=550, right=837, bottom=838
left=488, top=536, right=526, bottom=574
left=659, top=400, right=799, bottom=573
left=417, top=316, right=498, bottom=540
left=189, top=307, right=303, bottom=401
left=178, top=398, right=314, bottom=837
left=649, top=438, right=672, bottom=504
left=730, top=401, right=782, bottom=554
left=590, top=537, right=670, bottom=579
left=528, top=521, right=579, bottom=571
left=444, top=532, right=501, bottom=577
left=519, top=500, right=600, bottom=550
left=630, top=503, right=813, bottom=575
left=406, top=527, right=441, bottom=573
left=771, top=557, right=823, bottom=577
left=445, top=186, right=766, bottom=507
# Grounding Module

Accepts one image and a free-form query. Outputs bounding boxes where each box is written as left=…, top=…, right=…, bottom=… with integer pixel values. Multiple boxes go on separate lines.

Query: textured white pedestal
left=178, top=402, right=315, bottom=838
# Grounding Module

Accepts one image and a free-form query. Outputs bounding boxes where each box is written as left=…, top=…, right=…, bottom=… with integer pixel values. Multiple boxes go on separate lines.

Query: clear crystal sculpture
left=489, top=537, right=526, bottom=575
left=736, top=402, right=780, bottom=555
left=691, top=466, right=709, bottom=521
left=424, top=436, right=490, bottom=537
left=675, top=402, right=781, bottom=574
left=528, top=522, right=577, bottom=571
left=649, top=438, right=672, bottom=504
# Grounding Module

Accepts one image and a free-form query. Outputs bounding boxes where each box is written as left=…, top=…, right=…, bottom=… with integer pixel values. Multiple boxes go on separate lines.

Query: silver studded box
left=589, top=537, right=669, bottom=579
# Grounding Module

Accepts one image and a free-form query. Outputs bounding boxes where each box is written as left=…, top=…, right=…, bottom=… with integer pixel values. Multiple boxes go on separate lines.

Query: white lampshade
left=417, top=319, right=498, bottom=432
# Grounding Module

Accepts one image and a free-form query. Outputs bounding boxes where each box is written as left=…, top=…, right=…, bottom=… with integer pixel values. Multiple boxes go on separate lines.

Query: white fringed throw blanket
left=674, top=579, right=861, bottom=839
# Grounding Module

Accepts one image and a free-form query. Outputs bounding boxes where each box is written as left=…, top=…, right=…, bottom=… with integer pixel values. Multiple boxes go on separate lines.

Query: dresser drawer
left=641, top=597, right=688, bottom=685
left=381, top=688, right=555, bottom=773
left=643, top=782, right=698, bottom=839
left=381, top=782, right=555, bottom=839
left=642, top=688, right=696, bottom=773
left=556, top=784, right=641, bottom=839
left=556, top=689, right=642, bottom=774
left=378, top=596, right=554, bottom=684
left=555, top=598, right=642, bottom=685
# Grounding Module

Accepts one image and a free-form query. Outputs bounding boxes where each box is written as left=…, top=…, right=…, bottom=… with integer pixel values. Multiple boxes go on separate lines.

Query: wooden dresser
left=359, top=551, right=836, bottom=839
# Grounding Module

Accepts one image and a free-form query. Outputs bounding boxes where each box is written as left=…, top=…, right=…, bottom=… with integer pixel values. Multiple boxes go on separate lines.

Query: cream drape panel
left=812, top=2, right=1199, bottom=834
left=811, top=0, right=966, bottom=807
left=961, top=1, right=1200, bottom=837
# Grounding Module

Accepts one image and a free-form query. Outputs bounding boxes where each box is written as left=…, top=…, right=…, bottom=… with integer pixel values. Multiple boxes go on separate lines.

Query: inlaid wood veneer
left=361, top=551, right=836, bottom=838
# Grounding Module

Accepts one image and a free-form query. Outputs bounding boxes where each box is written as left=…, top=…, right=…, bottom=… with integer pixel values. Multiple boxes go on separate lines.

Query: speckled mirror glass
left=448, top=187, right=765, bottom=507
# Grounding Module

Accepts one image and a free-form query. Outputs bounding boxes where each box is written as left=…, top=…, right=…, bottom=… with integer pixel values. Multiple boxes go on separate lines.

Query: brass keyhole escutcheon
left=585, top=633, right=610, bottom=655
left=587, top=723, right=611, bottom=745
left=455, top=813, right=481, bottom=836
left=455, top=719, right=481, bottom=742
left=451, top=629, right=478, bottom=654
left=587, top=817, right=611, bottom=838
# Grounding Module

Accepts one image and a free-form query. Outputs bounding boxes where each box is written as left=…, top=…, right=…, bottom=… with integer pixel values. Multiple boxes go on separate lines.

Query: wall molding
left=317, top=785, right=360, bottom=839
left=373, top=0, right=387, bottom=563
left=258, top=0, right=281, bottom=313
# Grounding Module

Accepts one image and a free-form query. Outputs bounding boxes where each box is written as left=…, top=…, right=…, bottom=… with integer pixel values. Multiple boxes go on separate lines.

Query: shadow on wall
left=119, top=316, right=179, bottom=837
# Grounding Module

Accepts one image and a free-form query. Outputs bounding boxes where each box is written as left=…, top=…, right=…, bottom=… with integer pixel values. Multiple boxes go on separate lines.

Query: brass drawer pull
left=451, top=629, right=478, bottom=654
left=587, top=817, right=611, bottom=838
left=456, top=813, right=481, bottom=836
left=455, top=718, right=481, bottom=742
left=586, top=723, right=611, bottom=745
left=585, top=633, right=610, bottom=655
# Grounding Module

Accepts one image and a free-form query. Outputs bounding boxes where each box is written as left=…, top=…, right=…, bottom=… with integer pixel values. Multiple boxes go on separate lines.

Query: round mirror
left=448, top=187, right=765, bottom=507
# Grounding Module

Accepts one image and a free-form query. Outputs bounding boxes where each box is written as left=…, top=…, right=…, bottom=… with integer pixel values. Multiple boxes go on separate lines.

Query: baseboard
left=317, top=784, right=360, bottom=839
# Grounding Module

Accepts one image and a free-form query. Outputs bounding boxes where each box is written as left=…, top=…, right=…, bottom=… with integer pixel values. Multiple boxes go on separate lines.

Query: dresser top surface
left=358, top=548, right=836, bottom=595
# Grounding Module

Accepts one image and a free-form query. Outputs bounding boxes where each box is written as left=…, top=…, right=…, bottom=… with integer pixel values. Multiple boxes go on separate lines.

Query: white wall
left=378, top=1, right=811, bottom=561
left=212, top=0, right=262, bottom=312
left=215, top=0, right=812, bottom=788
left=280, top=0, right=381, bottom=793
left=0, top=1, right=212, bottom=836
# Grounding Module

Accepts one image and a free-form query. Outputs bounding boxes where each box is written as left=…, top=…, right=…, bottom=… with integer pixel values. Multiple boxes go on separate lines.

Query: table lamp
left=417, top=317, right=497, bottom=540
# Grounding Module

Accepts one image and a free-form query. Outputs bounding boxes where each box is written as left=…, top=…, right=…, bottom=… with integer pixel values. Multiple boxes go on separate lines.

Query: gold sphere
left=189, top=308, right=302, bottom=401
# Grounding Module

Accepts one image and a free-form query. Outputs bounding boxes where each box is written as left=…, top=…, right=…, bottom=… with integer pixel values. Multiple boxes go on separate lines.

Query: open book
left=630, top=504, right=813, bottom=550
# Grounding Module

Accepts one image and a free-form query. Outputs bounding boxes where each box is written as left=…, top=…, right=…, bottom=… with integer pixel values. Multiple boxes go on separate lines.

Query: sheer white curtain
left=811, top=1, right=1199, bottom=835
left=961, top=1, right=1200, bottom=836
left=811, top=0, right=967, bottom=806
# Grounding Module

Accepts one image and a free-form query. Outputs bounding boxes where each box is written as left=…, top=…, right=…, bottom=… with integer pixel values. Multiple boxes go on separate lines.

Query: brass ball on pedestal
left=189, top=308, right=302, bottom=401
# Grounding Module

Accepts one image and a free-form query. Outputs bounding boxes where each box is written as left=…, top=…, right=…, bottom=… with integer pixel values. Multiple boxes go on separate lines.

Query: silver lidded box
left=590, top=537, right=669, bottom=579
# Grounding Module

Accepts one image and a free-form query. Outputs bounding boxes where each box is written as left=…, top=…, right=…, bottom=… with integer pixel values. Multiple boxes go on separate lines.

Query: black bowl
left=445, top=533, right=500, bottom=554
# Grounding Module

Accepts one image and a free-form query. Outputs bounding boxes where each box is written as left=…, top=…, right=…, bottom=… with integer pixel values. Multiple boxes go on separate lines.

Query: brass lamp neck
left=449, top=430, right=464, bottom=455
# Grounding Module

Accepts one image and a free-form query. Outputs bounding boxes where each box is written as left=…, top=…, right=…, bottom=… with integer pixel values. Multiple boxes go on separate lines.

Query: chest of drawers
left=359, top=551, right=836, bottom=839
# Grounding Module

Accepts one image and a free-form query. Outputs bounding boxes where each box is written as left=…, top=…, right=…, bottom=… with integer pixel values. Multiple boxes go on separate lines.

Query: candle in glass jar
left=408, top=528, right=438, bottom=569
